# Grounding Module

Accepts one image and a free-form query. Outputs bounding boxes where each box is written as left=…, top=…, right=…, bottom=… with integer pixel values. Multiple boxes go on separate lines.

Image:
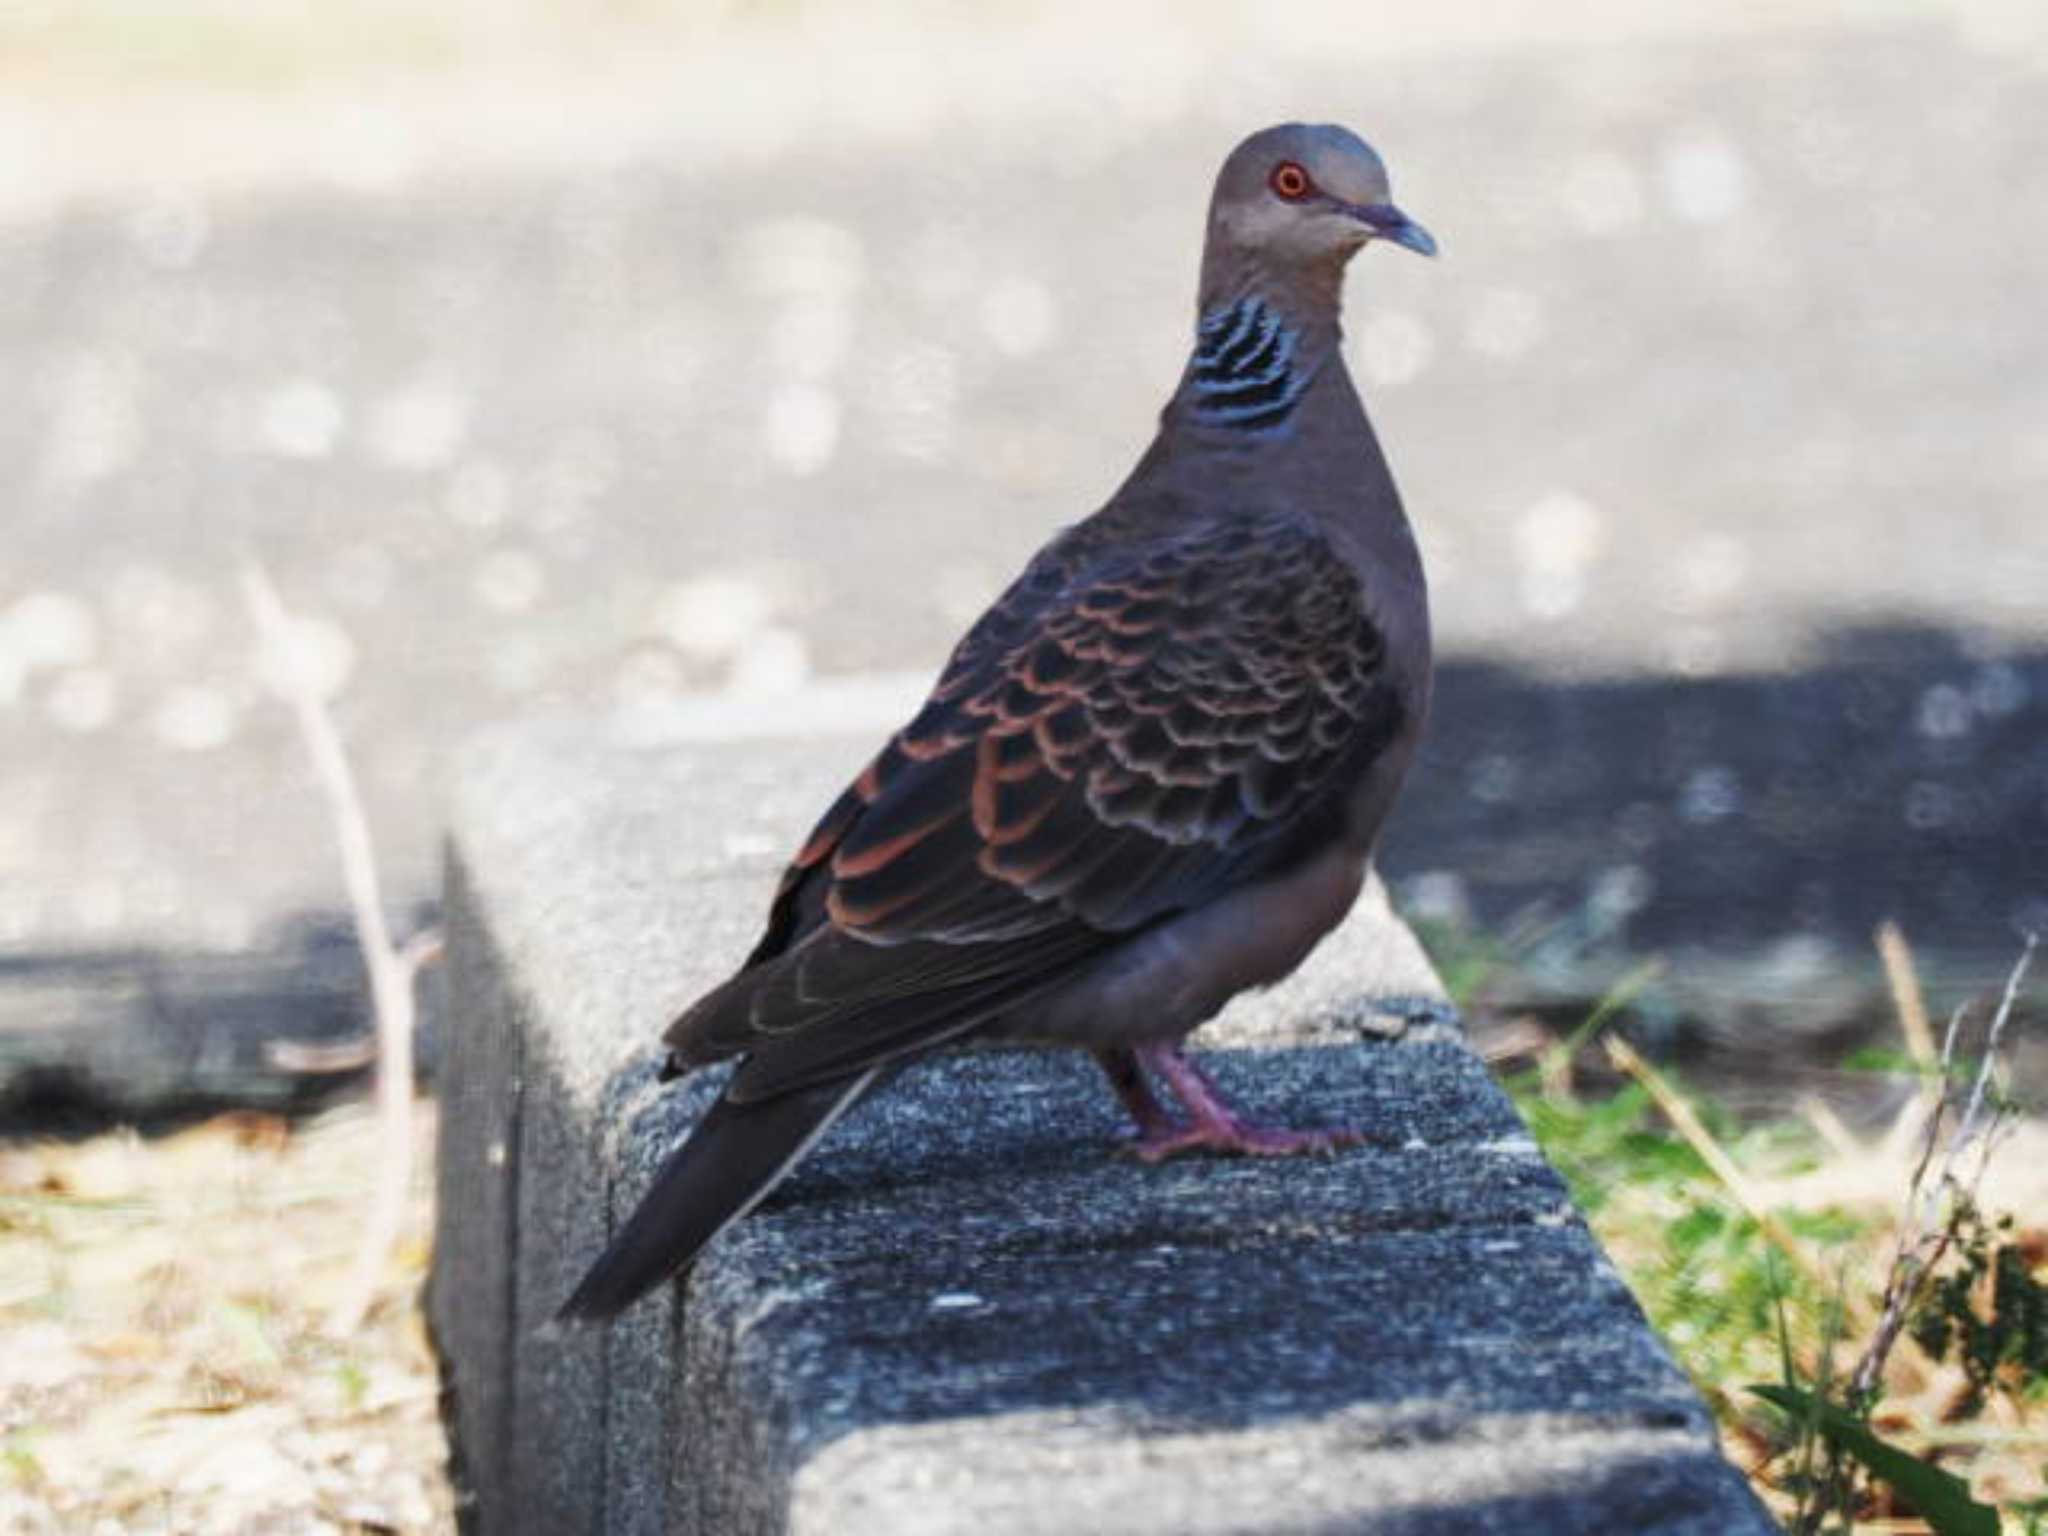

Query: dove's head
left=1204, top=123, right=1435, bottom=293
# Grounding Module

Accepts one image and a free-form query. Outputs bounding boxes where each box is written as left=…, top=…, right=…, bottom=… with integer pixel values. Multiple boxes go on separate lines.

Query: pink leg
left=1124, top=1042, right=1366, bottom=1164
left=1092, top=1048, right=1177, bottom=1141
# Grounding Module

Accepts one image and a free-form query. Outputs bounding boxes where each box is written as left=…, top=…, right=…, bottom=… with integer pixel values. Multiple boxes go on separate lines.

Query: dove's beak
left=1354, top=203, right=1438, bottom=258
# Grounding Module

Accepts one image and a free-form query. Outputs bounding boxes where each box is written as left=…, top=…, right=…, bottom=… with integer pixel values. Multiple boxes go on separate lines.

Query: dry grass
left=1524, top=1096, right=2048, bottom=1525
left=0, top=1101, right=454, bottom=1534
left=1504, top=935, right=2048, bottom=1531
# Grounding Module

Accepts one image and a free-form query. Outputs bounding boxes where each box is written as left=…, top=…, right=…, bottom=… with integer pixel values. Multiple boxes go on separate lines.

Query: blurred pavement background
left=2, top=0, right=2045, bottom=1110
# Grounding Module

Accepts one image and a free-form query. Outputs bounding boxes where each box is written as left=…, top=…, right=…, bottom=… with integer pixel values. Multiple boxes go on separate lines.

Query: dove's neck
left=1172, top=255, right=1351, bottom=441
left=1148, top=258, right=1422, bottom=630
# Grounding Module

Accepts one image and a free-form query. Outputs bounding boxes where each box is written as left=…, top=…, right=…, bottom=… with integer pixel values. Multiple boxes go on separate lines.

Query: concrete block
left=432, top=715, right=1774, bottom=1534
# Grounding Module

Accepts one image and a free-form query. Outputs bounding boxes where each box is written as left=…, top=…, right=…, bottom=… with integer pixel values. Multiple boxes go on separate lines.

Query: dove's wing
left=665, top=507, right=1408, bottom=1103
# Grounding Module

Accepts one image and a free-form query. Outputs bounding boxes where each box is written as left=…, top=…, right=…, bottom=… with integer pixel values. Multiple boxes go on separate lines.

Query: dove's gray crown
left=559, top=122, right=1439, bottom=1322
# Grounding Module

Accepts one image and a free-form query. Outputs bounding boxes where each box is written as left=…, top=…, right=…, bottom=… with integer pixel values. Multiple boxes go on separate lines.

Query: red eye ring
left=1269, top=161, right=1313, bottom=201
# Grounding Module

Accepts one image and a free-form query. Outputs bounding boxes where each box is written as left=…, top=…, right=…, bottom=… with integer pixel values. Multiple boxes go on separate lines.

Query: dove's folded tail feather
left=554, top=1068, right=879, bottom=1322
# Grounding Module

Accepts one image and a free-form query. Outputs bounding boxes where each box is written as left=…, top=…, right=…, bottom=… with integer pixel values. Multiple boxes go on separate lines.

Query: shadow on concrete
left=1384, top=619, right=2046, bottom=1067
left=4, top=620, right=2042, bottom=1129
left=0, top=905, right=442, bottom=1136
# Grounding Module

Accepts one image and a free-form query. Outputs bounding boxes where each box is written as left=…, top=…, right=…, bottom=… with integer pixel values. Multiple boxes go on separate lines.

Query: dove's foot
left=1126, top=1117, right=1366, bottom=1163
left=1105, top=1041, right=1366, bottom=1164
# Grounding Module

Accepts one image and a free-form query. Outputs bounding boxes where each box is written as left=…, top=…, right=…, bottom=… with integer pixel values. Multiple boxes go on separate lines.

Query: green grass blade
left=1749, top=1384, right=1998, bottom=1536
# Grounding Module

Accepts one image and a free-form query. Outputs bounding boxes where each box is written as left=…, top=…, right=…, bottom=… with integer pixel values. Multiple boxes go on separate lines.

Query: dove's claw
left=1101, top=1041, right=1368, bottom=1163
left=1125, top=1119, right=1366, bottom=1164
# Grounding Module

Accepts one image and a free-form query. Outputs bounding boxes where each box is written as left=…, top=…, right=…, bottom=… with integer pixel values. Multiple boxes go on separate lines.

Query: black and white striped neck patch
left=1190, top=298, right=1307, bottom=432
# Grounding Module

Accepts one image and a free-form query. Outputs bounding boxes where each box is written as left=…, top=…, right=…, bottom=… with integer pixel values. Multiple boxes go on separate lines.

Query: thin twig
left=1538, top=957, right=1664, bottom=1103
left=1946, top=932, right=2035, bottom=1175
left=1603, top=1034, right=1839, bottom=1301
left=1847, top=934, right=2037, bottom=1406
left=1474, top=1014, right=1550, bottom=1067
left=1876, top=921, right=1937, bottom=1073
left=1903, top=1003, right=1967, bottom=1234
left=265, top=1036, right=379, bottom=1075
left=238, top=553, right=431, bottom=1335
left=265, top=931, right=444, bottom=1076
left=1876, top=923, right=1944, bottom=1169
left=1850, top=1001, right=1969, bottom=1408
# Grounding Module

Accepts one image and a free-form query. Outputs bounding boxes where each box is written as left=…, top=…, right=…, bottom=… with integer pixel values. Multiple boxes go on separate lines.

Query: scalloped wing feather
left=663, top=507, right=1402, bottom=1096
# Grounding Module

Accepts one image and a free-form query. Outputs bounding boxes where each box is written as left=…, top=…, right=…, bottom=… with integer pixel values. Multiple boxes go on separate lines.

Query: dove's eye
left=1269, top=162, right=1313, bottom=201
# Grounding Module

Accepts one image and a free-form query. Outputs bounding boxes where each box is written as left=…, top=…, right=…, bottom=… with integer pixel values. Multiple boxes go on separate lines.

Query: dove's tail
left=555, top=1068, right=880, bottom=1323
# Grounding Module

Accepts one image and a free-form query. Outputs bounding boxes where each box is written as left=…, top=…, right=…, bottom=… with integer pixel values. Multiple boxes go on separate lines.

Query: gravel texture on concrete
left=431, top=717, right=1774, bottom=1534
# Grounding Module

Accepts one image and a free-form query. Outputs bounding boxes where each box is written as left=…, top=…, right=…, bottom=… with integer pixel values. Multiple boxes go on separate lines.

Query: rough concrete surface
left=5, top=7, right=2048, bottom=1112
left=431, top=717, right=1774, bottom=1534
